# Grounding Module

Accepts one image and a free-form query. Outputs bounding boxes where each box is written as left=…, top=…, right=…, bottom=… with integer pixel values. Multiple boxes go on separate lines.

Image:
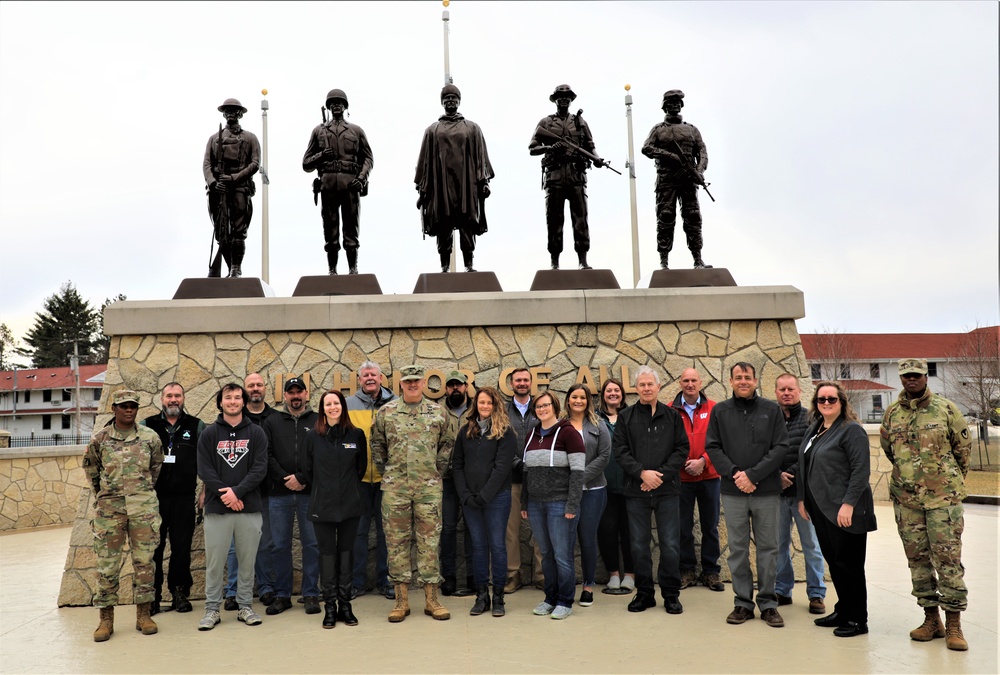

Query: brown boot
left=909, top=606, right=945, bottom=641
left=424, top=583, right=450, bottom=620
left=93, top=606, right=114, bottom=642
left=945, top=611, right=969, bottom=651
left=387, top=583, right=409, bottom=623
left=135, top=602, right=158, bottom=635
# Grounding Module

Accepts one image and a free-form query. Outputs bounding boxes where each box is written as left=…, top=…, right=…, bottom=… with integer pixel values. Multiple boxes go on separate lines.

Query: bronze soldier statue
left=415, top=84, right=494, bottom=273
left=642, top=90, right=711, bottom=270
left=203, top=98, right=261, bottom=278
left=302, top=89, right=374, bottom=275
left=529, top=85, right=606, bottom=270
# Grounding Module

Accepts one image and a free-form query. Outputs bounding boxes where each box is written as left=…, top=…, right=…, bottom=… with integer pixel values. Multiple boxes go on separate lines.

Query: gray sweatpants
left=204, top=512, right=262, bottom=611
left=721, top=493, right=780, bottom=612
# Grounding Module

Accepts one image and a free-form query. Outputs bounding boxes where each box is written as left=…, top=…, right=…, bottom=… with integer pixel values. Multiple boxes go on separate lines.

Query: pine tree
left=18, top=282, right=102, bottom=368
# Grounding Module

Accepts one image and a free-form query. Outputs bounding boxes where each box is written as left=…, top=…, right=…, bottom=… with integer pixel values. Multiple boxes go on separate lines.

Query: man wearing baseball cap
left=881, top=358, right=972, bottom=650
left=83, top=389, right=164, bottom=642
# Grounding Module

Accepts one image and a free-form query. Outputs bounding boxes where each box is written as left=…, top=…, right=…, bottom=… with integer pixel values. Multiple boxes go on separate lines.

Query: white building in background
left=0, top=365, right=106, bottom=444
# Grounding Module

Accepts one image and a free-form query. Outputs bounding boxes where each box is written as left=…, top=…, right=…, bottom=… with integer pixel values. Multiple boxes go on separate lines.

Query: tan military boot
left=945, top=611, right=969, bottom=651
left=423, top=583, right=451, bottom=620
left=135, top=602, right=158, bottom=635
left=93, top=606, right=114, bottom=642
left=388, top=583, right=409, bottom=623
left=909, top=606, right=945, bottom=641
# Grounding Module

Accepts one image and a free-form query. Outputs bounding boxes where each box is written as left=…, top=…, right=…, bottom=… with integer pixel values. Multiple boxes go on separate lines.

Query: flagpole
left=625, top=84, right=640, bottom=288
left=442, top=0, right=458, bottom=273
left=260, top=88, right=270, bottom=284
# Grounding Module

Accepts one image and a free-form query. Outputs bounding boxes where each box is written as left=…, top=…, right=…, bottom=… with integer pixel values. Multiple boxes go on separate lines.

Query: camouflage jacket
left=83, top=424, right=164, bottom=499
left=371, top=397, right=457, bottom=496
left=880, top=387, right=971, bottom=509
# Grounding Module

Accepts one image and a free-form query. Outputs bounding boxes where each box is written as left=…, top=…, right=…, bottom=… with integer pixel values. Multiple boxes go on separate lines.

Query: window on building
left=43, top=389, right=52, bottom=402
left=839, top=363, right=851, bottom=379
left=61, top=415, right=71, bottom=430
left=42, top=415, right=51, bottom=430
left=23, top=390, right=31, bottom=403
left=927, top=362, right=938, bottom=377
left=62, top=389, right=71, bottom=401
left=872, top=394, right=883, bottom=411
left=810, top=364, right=821, bottom=379
left=93, top=389, right=102, bottom=401
left=870, top=363, right=880, bottom=378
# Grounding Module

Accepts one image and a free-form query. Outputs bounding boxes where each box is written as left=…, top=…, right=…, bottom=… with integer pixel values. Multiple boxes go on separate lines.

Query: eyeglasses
left=535, top=403, right=553, bottom=410
left=816, top=397, right=840, bottom=405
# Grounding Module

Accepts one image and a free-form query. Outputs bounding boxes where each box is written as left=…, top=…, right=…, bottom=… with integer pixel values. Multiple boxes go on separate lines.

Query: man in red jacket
left=671, top=368, right=723, bottom=592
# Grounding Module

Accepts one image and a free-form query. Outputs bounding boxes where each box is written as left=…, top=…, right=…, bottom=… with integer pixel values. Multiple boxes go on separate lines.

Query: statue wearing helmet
left=202, top=98, right=261, bottom=278
left=302, top=88, right=374, bottom=275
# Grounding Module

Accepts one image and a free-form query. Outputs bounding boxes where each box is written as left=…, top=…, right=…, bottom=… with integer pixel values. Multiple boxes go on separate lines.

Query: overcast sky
left=1, top=1, right=997, bottom=354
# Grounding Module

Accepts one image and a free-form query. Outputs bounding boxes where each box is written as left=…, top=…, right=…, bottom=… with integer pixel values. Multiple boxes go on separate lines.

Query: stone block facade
left=0, top=447, right=89, bottom=531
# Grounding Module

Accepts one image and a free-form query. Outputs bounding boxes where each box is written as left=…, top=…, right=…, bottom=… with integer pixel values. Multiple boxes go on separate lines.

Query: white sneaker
left=607, top=574, right=621, bottom=590
left=533, top=601, right=555, bottom=616
left=237, top=607, right=262, bottom=626
left=621, top=575, right=636, bottom=591
left=198, top=610, right=221, bottom=631
left=550, top=605, right=573, bottom=620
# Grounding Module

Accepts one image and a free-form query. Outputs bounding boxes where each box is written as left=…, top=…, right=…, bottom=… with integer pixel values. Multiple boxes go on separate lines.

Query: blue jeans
left=352, top=481, right=389, bottom=591
left=527, top=499, right=577, bottom=608
left=679, top=478, right=721, bottom=575
left=441, top=477, right=472, bottom=579
left=626, top=493, right=681, bottom=599
left=776, top=494, right=827, bottom=599
left=269, top=493, right=320, bottom=597
left=225, top=494, right=274, bottom=597
left=462, top=489, right=511, bottom=587
left=577, top=488, right=607, bottom=586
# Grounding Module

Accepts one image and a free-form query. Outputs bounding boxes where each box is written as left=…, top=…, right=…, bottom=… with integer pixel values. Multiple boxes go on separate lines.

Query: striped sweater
left=521, top=419, right=586, bottom=515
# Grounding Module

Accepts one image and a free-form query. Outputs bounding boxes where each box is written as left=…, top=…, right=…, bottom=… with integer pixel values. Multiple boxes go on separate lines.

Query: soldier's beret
left=399, top=365, right=425, bottom=381
left=446, top=370, right=468, bottom=385
left=284, top=377, right=307, bottom=392
left=111, top=390, right=140, bottom=406
left=898, top=358, right=928, bottom=376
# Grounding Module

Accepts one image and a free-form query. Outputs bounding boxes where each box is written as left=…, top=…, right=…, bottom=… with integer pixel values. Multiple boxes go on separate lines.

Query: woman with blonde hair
left=453, top=386, right=516, bottom=617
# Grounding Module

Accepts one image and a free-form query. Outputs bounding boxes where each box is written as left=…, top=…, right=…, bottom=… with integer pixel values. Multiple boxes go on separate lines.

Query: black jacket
left=197, top=414, right=268, bottom=514
left=780, top=402, right=810, bottom=497
left=143, top=410, right=202, bottom=496
left=612, top=401, right=689, bottom=497
left=304, top=426, right=366, bottom=523
left=263, top=407, right=318, bottom=496
left=798, top=417, right=877, bottom=535
left=453, top=421, right=516, bottom=508
left=705, top=394, right=788, bottom=496
left=506, top=397, right=538, bottom=484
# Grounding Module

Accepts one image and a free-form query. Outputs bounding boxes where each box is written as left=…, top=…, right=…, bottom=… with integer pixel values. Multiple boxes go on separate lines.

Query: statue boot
left=691, top=249, right=713, bottom=269
left=93, top=606, right=114, bottom=642
left=346, top=249, right=359, bottom=275
left=209, top=242, right=229, bottom=278
left=463, top=250, right=476, bottom=273
left=550, top=253, right=560, bottom=270
left=439, top=252, right=451, bottom=273
left=578, top=252, right=592, bottom=270
left=327, top=248, right=339, bottom=275
left=135, top=602, right=158, bottom=635
left=228, top=241, right=245, bottom=278
left=423, top=583, right=450, bottom=620
left=659, top=253, right=670, bottom=270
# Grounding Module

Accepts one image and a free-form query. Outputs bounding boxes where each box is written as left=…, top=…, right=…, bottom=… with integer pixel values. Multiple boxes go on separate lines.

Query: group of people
left=203, top=84, right=712, bottom=278
left=84, top=357, right=972, bottom=650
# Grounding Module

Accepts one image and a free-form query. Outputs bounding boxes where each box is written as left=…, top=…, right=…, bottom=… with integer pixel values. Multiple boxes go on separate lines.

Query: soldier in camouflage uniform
left=641, top=89, right=711, bottom=270
left=371, top=365, right=458, bottom=622
left=82, top=389, right=164, bottom=642
left=881, top=358, right=972, bottom=651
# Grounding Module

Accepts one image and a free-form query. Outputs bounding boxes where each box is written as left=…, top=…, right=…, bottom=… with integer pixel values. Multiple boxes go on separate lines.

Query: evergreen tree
left=0, top=323, right=24, bottom=370
left=94, top=294, right=127, bottom=363
left=18, top=282, right=102, bottom=368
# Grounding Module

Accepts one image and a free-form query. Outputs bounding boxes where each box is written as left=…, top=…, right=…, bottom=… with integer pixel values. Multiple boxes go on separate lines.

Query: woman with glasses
left=797, top=381, right=877, bottom=638
left=452, top=386, right=516, bottom=617
left=562, top=384, right=611, bottom=607
left=520, top=391, right=586, bottom=619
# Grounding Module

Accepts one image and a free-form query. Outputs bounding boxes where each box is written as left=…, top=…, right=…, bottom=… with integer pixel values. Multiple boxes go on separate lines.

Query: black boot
left=659, top=253, right=669, bottom=270
left=346, top=249, right=359, bottom=275
left=492, top=585, right=505, bottom=617
left=326, top=248, right=339, bottom=275
left=439, top=251, right=451, bottom=273
left=691, top=250, right=713, bottom=269
left=228, top=241, right=245, bottom=278
left=322, top=602, right=337, bottom=628
left=578, top=252, right=592, bottom=270
left=171, top=587, right=192, bottom=613
left=550, top=253, right=560, bottom=270
left=470, top=585, right=491, bottom=616
left=336, top=551, right=358, bottom=625
left=463, top=250, right=476, bottom=273
left=440, top=575, right=457, bottom=596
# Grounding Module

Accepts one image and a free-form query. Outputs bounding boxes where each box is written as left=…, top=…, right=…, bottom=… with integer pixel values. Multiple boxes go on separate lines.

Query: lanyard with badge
left=164, top=428, right=177, bottom=464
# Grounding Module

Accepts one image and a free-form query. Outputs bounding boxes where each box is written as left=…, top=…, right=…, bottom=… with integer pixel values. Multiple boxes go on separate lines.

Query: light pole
left=260, top=89, right=271, bottom=284
left=624, top=85, right=640, bottom=288
left=442, top=0, right=457, bottom=273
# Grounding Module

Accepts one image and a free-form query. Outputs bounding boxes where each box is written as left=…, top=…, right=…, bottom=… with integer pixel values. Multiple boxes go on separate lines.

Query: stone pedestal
left=173, top=278, right=274, bottom=300
left=529, top=269, right=620, bottom=291
left=412, top=271, right=503, bottom=294
left=292, top=274, right=383, bottom=296
left=650, top=268, right=737, bottom=288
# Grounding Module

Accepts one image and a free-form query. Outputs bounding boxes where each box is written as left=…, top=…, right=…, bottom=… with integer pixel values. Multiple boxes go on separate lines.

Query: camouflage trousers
left=381, top=490, right=442, bottom=585
left=92, top=493, right=162, bottom=607
left=893, top=503, right=968, bottom=612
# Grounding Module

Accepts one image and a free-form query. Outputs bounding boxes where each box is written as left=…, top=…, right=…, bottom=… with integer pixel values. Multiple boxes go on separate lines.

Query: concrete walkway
left=1, top=503, right=996, bottom=674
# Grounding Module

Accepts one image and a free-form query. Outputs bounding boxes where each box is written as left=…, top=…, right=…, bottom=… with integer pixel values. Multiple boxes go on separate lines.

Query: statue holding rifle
left=529, top=84, right=617, bottom=271
left=203, top=98, right=260, bottom=278
left=641, top=89, right=713, bottom=270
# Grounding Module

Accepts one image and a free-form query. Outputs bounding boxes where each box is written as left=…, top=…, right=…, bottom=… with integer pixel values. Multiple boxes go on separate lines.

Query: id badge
left=163, top=455, right=177, bottom=464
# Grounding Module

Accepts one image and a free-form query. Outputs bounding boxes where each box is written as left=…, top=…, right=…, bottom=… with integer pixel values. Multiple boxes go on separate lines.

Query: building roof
left=0, top=365, right=107, bottom=392
left=812, top=379, right=895, bottom=392
left=801, top=326, right=999, bottom=360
